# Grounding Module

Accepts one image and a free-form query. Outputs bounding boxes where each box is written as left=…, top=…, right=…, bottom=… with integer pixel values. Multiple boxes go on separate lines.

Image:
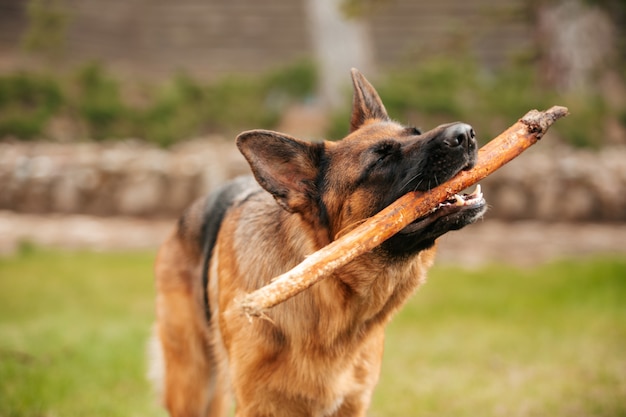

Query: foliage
left=340, top=0, right=391, bottom=18
left=0, top=72, right=63, bottom=139
left=0, top=247, right=624, bottom=416
left=73, top=62, right=128, bottom=140
left=0, top=60, right=317, bottom=146
left=21, top=0, right=70, bottom=59
left=0, top=56, right=621, bottom=147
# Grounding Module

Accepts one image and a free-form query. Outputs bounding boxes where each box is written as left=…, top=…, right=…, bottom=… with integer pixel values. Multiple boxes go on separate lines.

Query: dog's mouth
left=398, top=185, right=486, bottom=235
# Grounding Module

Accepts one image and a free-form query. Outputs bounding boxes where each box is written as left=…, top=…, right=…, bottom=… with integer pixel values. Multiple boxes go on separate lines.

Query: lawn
left=0, top=246, right=624, bottom=417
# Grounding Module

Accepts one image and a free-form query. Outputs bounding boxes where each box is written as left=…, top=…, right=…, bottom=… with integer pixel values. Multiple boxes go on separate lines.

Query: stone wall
left=0, top=139, right=248, bottom=217
left=482, top=146, right=625, bottom=221
left=1, top=140, right=624, bottom=221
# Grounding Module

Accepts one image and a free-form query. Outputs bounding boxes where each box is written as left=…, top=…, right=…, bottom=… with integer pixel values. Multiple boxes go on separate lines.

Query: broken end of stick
left=240, top=302, right=259, bottom=320
left=237, top=296, right=270, bottom=322
left=520, top=106, right=569, bottom=139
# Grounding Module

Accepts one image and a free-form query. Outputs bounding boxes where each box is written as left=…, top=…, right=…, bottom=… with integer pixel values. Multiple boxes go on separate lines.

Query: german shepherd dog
left=151, top=69, right=487, bottom=417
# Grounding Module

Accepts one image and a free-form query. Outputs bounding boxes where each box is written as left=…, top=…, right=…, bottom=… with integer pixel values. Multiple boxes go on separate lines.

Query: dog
left=151, top=69, right=487, bottom=417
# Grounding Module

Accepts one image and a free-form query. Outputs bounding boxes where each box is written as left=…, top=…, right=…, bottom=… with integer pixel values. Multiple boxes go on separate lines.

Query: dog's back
left=152, top=175, right=261, bottom=416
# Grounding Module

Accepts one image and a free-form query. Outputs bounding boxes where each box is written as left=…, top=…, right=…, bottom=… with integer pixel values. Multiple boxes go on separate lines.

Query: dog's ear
left=236, top=130, right=323, bottom=213
left=350, top=68, right=389, bottom=132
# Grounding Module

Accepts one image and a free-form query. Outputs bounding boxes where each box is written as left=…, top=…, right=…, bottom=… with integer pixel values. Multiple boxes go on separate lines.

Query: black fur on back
left=198, top=176, right=258, bottom=322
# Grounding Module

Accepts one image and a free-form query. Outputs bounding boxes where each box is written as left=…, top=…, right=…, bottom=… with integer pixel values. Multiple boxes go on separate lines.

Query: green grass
left=0, top=248, right=624, bottom=417
left=374, top=259, right=626, bottom=417
left=0, top=247, right=166, bottom=417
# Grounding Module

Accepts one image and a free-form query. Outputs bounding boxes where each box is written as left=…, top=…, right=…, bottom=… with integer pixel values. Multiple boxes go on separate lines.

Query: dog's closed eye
left=373, top=141, right=400, bottom=163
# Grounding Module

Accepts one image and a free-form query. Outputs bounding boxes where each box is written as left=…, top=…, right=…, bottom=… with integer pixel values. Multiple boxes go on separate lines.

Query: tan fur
left=152, top=70, right=478, bottom=417
left=154, top=205, right=436, bottom=417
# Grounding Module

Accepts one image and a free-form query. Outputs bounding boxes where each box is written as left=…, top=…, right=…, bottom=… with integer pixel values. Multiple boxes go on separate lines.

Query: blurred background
left=1, top=0, right=625, bottom=142
left=0, top=0, right=624, bottom=416
left=0, top=0, right=625, bottom=227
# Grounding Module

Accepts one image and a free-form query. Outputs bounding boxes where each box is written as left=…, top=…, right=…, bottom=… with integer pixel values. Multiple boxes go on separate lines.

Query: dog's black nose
left=442, top=123, right=476, bottom=150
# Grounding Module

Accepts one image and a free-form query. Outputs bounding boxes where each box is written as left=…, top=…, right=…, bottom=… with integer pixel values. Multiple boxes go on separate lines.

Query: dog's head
left=237, top=69, right=486, bottom=258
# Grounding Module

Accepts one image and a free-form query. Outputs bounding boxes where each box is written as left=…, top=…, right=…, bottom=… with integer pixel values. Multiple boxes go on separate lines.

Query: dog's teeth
left=466, top=184, right=482, bottom=200
left=475, top=184, right=482, bottom=199
left=454, top=194, right=465, bottom=205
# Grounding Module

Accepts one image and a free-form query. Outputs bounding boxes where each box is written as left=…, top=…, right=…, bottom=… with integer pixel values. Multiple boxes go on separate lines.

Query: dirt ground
left=0, top=210, right=624, bottom=267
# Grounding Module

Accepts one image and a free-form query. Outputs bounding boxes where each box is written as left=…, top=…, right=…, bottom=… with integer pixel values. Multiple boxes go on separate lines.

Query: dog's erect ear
left=350, top=68, right=390, bottom=132
left=236, top=130, right=323, bottom=213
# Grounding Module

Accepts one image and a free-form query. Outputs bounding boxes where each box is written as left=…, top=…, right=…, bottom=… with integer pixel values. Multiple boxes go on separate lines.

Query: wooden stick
left=236, top=106, right=569, bottom=319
